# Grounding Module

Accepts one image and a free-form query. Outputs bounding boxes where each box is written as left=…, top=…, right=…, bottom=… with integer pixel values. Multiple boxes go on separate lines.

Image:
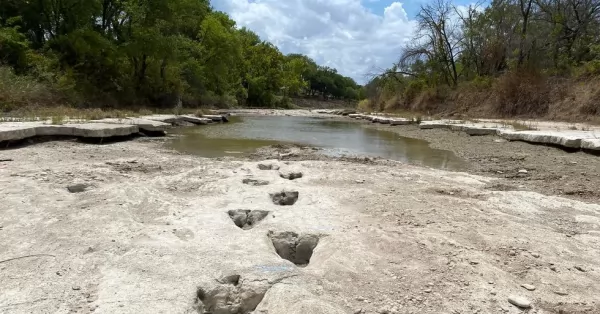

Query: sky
left=212, top=0, right=476, bottom=84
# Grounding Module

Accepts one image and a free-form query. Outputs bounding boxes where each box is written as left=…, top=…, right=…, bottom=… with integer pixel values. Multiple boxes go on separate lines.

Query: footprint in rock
left=270, top=191, right=299, bottom=206
left=268, top=231, right=320, bottom=267
left=279, top=171, right=303, bottom=180
left=228, top=210, right=270, bottom=230
left=194, top=274, right=270, bottom=314
left=242, top=178, right=270, bottom=186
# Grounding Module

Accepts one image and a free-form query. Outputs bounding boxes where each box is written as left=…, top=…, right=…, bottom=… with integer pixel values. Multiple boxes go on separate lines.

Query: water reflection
left=168, top=116, right=465, bottom=170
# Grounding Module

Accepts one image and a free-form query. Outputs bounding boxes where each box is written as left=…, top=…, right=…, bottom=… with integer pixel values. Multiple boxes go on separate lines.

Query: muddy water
left=168, top=116, right=465, bottom=170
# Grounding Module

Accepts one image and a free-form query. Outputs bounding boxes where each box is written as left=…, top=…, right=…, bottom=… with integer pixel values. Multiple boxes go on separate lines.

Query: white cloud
left=213, top=0, right=416, bottom=84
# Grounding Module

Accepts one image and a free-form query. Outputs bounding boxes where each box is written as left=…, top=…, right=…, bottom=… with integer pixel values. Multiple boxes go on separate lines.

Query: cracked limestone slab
left=93, top=118, right=171, bottom=132
left=499, top=130, right=596, bottom=149
left=0, top=123, right=38, bottom=141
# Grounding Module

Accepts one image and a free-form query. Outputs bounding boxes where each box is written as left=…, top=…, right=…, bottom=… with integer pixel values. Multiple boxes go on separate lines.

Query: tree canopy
left=366, top=0, right=600, bottom=114
left=0, top=0, right=362, bottom=109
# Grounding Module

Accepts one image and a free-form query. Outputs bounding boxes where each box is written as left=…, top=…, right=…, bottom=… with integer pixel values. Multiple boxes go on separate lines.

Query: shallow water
left=168, top=116, right=465, bottom=170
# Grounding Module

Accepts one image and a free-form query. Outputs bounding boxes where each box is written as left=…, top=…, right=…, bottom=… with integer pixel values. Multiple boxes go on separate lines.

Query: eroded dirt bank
left=1, top=138, right=599, bottom=314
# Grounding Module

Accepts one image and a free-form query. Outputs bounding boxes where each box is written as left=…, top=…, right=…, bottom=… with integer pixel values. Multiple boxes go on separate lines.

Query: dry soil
left=0, top=135, right=599, bottom=314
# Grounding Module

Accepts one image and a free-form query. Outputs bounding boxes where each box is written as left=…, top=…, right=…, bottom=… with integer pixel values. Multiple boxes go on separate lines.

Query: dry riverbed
left=1, top=134, right=599, bottom=314
left=364, top=123, right=600, bottom=202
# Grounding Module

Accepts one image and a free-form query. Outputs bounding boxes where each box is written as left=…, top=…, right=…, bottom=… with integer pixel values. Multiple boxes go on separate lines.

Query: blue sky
left=367, top=0, right=420, bottom=16
left=212, top=0, right=478, bottom=83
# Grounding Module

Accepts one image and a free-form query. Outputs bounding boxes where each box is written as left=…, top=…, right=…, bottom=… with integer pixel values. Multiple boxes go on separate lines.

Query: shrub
left=403, top=79, right=427, bottom=104
left=0, top=66, right=59, bottom=112
left=357, top=99, right=372, bottom=112
left=492, top=70, right=550, bottom=116
left=273, top=96, right=296, bottom=109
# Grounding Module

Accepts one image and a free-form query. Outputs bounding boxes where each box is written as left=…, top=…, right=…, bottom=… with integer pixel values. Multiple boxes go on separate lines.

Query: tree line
left=0, top=0, right=363, bottom=110
left=366, top=0, right=600, bottom=116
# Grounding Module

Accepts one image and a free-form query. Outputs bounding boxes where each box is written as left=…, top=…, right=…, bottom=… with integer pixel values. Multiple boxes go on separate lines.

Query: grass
left=194, top=109, right=207, bottom=117
left=50, top=115, right=65, bottom=125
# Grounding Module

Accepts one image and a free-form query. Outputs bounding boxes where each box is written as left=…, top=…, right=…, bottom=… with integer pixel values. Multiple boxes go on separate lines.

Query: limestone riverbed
left=1, top=132, right=599, bottom=313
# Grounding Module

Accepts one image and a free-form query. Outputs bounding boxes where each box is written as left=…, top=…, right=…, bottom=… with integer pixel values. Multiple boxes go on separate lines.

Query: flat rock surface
left=139, top=114, right=181, bottom=123
left=0, top=122, right=139, bottom=140
left=1, top=140, right=599, bottom=313
left=92, top=118, right=171, bottom=132
left=0, top=123, right=38, bottom=141
left=69, top=123, right=138, bottom=137
left=499, top=130, right=598, bottom=149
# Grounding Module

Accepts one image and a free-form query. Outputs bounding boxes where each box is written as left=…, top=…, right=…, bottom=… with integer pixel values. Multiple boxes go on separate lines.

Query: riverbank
left=1, top=138, right=599, bottom=314
left=363, top=123, right=600, bottom=202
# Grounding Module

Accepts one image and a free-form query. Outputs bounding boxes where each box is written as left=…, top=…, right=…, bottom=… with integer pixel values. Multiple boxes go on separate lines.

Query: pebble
left=554, top=290, right=568, bottom=296
left=530, top=252, right=540, bottom=258
left=574, top=265, right=587, bottom=272
left=72, top=286, right=81, bottom=291
left=521, top=284, right=536, bottom=291
left=354, top=309, right=364, bottom=314
left=509, top=250, right=517, bottom=256
left=508, top=296, right=532, bottom=309
left=424, top=289, right=432, bottom=293
left=518, top=169, right=528, bottom=174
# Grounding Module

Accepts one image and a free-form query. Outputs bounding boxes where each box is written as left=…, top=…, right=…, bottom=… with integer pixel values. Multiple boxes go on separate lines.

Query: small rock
left=355, top=297, right=366, bottom=302
left=72, top=286, right=81, bottom=291
left=574, top=265, right=587, bottom=272
left=509, top=250, right=517, bottom=256
left=242, top=178, right=269, bottom=186
left=550, top=265, right=557, bottom=271
left=518, top=169, right=528, bottom=174
left=554, top=290, right=568, bottom=296
left=355, top=179, right=365, bottom=184
left=490, top=291, right=497, bottom=295
left=424, top=289, right=432, bottom=293
left=354, top=309, right=363, bottom=314
left=508, top=296, right=532, bottom=309
left=258, top=163, right=280, bottom=170
left=279, top=171, right=303, bottom=180
left=530, top=252, right=540, bottom=258
left=521, top=284, right=536, bottom=291
left=67, top=184, right=90, bottom=193
left=470, top=260, right=479, bottom=265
